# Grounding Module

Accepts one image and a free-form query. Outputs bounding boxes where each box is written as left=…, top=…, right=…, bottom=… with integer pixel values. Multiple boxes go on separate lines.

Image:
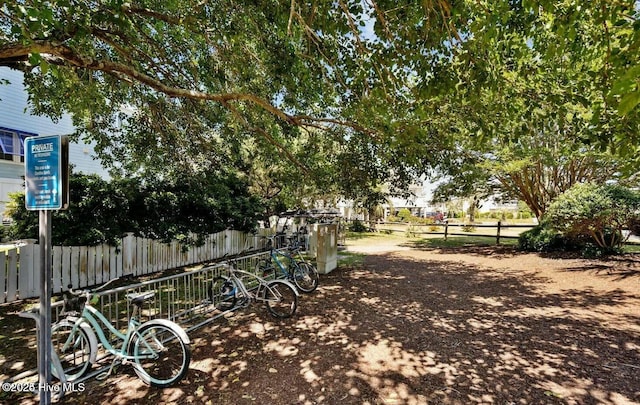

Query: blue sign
left=25, top=135, right=68, bottom=210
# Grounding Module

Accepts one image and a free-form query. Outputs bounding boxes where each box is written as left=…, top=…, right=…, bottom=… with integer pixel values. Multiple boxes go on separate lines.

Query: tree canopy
left=1, top=1, right=638, bottom=207
left=428, top=0, right=640, bottom=216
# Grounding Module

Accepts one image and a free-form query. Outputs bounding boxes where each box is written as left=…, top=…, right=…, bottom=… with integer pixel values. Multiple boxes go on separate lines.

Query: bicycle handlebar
left=67, top=277, right=120, bottom=297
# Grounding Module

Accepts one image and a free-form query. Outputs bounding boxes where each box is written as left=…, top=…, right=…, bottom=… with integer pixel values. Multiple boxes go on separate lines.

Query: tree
left=1, top=1, right=638, bottom=206
left=0, top=0, right=456, bottom=199
left=428, top=1, right=639, bottom=218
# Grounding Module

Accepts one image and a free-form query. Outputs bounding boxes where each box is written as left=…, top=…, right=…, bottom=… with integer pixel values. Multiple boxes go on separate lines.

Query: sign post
left=24, top=135, right=69, bottom=405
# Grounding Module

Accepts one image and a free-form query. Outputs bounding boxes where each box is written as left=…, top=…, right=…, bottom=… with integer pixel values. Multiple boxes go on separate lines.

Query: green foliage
left=6, top=171, right=264, bottom=246
left=348, top=219, right=368, bottom=233
left=518, top=219, right=623, bottom=257
left=428, top=1, right=640, bottom=218
left=0, top=0, right=458, bottom=205
left=580, top=242, right=622, bottom=259
left=1, top=0, right=639, bottom=210
left=546, top=183, right=640, bottom=252
left=397, top=209, right=412, bottom=222
left=477, top=211, right=517, bottom=220
left=517, top=224, right=567, bottom=252
left=461, top=224, right=476, bottom=233
left=6, top=175, right=130, bottom=246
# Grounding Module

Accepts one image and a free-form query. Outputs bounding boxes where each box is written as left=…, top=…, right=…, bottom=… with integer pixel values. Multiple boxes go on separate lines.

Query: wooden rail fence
left=361, top=220, right=535, bottom=243
left=350, top=220, right=640, bottom=246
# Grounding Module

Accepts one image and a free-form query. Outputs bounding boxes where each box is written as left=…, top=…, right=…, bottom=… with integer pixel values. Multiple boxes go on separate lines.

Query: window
left=0, top=127, right=38, bottom=162
left=0, top=130, right=14, bottom=161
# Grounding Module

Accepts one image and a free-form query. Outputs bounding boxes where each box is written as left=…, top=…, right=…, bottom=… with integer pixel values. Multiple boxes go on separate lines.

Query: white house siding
left=0, top=67, right=109, bottom=215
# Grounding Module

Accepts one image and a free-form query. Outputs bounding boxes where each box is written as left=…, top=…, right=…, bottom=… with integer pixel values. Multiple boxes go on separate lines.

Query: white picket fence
left=0, top=230, right=264, bottom=304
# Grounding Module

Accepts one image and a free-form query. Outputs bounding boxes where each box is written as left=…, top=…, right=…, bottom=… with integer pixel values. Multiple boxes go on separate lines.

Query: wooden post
left=496, top=220, right=501, bottom=245
left=444, top=221, right=449, bottom=241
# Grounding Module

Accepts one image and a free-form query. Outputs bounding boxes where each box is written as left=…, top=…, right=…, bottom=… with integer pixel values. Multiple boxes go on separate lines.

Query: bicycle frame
left=272, top=246, right=313, bottom=275
left=268, top=248, right=292, bottom=278
left=64, top=301, right=156, bottom=363
left=226, top=267, right=278, bottom=303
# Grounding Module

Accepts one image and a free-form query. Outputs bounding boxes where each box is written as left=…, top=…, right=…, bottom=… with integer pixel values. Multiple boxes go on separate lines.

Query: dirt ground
left=4, top=236, right=640, bottom=404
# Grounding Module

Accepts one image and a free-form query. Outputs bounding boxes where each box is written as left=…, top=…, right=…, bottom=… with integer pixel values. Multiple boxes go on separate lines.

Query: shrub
left=519, top=211, right=532, bottom=219
left=546, top=183, right=640, bottom=253
left=517, top=222, right=591, bottom=253
left=580, top=242, right=622, bottom=258
left=386, top=215, right=400, bottom=223
left=6, top=170, right=265, bottom=246
left=461, top=223, right=476, bottom=232
left=518, top=224, right=566, bottom=252
left=348, top=219, right=368, bottom=233
left=397, top=208, right=412, bottom=222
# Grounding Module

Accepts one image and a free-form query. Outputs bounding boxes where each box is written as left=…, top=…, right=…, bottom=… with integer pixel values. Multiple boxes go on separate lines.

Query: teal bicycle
left=50, top=280, right=191, bottom=388
left=257, top=237, right=319, bottom=293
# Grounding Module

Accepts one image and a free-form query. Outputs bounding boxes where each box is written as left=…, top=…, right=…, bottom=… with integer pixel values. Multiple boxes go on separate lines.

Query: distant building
left=386, top=183, right=446, bottom=218
left=0, top=67, right=109, bottom=215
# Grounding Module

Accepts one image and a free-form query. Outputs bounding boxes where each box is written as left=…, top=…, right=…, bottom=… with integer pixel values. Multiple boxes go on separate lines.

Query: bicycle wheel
left=51, top=319, right=93, bottom=382
left=208, top=276, right=237, bottom=311
left=292, top=262, right=319, bottom=293
left=264, top=280, right=298, bottom=318
left=129, top=322, right=191, bottom=388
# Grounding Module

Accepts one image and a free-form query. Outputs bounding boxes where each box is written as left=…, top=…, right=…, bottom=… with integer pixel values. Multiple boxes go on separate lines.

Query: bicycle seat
left=126, top=291, right=155, bottom=307
left=63, top=293, right=88, bottom=313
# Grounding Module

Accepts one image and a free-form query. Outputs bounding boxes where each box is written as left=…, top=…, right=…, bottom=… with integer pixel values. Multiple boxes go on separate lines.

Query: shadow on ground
left=2, top=247, right=640, bottom=404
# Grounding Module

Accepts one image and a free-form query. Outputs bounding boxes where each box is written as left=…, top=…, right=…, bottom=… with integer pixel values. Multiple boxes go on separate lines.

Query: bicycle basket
left=63, top=293, right=87, bottom=313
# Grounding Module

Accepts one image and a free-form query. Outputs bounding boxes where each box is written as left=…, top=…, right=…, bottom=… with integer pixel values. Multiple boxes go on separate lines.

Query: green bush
left=546, top=183, right=640, bottom=253
left=6, top=170, right=264, bottom=246
left=580, top=242, right=622, bottom=258
left=461, top=223, right=476, bottom=232
left=397, top=208, right=412, bottom=222
left=519, top=211, right=532, bottom=219
left=348, top=219, right=368, bottom=233
left=517, top=222, right=591, bottom=253
left=386, top=215, right=400, bottom=222
left=517, top=224, right=566, bottom=252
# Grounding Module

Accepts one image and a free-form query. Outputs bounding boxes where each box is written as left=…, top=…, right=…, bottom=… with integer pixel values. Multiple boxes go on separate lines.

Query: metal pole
left=38, top=210, right=52, bottom=405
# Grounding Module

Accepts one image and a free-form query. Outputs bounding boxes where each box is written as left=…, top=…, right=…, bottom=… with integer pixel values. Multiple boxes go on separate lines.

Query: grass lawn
left=411, top=235, right=519, bottom=249
left=345, top=231, right=640, bottom=254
